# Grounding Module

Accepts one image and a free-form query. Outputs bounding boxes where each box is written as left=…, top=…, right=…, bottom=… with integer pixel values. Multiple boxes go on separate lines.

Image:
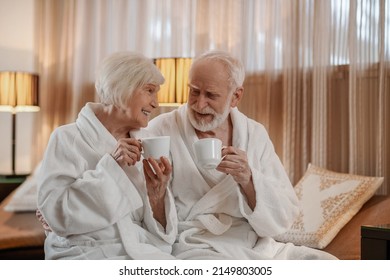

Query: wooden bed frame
left=0, top=191, right=45, bottom=260
left=323, top=194, right=390, bottom=259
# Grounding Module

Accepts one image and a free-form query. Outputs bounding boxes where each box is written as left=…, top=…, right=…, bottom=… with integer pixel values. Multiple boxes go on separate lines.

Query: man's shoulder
left=234, top=108, right=267, bottom=131
left=247, top=117, right=266, bottom=131
left=148, top=107, right=181, bottom=134
left=149, top=108, right=178, bottom=125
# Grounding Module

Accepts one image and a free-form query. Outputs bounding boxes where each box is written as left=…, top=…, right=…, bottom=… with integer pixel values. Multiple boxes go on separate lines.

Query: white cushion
left=4, top=163, right=40, bottom=212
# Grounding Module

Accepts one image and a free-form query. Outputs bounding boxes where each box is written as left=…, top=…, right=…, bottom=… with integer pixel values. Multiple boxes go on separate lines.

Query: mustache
left=191, top=107, right=216, bottom=116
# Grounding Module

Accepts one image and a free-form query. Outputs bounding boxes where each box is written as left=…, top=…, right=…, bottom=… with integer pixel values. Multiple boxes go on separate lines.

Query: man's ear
left=230, top=87, right=244, bottom=107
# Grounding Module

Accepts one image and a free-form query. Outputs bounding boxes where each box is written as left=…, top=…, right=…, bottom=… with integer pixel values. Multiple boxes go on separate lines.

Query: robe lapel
left=177, top=105, right=228, bottom=187
left=186, top=175, right=238, bottom=220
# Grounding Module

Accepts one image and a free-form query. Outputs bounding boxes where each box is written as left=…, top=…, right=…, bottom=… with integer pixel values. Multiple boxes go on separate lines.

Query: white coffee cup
left=141, top=136, right=170, bottom=160
left=193, top=138, right=222, bottom=169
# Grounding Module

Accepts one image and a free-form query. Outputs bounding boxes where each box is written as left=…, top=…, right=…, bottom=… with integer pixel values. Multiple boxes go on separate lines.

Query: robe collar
left=75, top=102, right=118, bottom=157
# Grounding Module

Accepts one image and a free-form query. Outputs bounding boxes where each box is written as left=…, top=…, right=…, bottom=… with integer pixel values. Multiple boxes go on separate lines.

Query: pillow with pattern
left=275, top=164, right=384, bottom=249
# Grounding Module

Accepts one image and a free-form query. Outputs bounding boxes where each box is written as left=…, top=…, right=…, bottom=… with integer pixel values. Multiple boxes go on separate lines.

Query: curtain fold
left=34, top=0, right=389, bottom=194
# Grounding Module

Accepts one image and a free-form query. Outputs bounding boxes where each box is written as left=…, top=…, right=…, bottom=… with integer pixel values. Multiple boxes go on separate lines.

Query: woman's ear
left=230, top=87, right=244, bottom=107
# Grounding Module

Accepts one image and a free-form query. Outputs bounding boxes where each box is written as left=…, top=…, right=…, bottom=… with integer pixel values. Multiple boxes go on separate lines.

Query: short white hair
left=189, top=50, right=245, bottom=90
left=95, top=51, right=164, bottom=107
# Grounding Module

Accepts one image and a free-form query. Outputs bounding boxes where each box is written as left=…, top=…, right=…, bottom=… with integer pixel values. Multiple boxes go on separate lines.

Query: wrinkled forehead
left=189, top=61, right=231, bottom=91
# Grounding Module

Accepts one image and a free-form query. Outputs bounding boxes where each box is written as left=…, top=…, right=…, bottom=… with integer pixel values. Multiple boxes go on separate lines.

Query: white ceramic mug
left=193, top=138, right=222, bottom=169
left=141, top=136, right=170, bottom=160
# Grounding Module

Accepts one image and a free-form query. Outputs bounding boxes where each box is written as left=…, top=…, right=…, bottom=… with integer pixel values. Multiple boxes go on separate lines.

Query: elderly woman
left=37, top=52, right=177, bottom=260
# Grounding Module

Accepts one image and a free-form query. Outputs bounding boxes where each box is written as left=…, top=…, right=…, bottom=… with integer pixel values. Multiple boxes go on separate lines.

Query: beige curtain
left=34, top=0, right=195, bottom=164
left=35, top=0, right=389, bottom=194
left=240, top=0, right=389, bottom=194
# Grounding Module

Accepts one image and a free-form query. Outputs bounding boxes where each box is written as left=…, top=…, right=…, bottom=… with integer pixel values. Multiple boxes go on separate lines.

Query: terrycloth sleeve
left=37, top=126, right=143, bottom=237
left=141, top=186, right=178, bottom=245
left=236, top=123, right=299, bottom=237
left=126, top=126, right=178, bottom=245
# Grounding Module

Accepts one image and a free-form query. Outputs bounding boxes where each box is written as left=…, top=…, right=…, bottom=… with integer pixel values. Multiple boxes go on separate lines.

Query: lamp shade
left=0, top=71, right=39, bottom=109
left=155, top=58, right=192, bottom=106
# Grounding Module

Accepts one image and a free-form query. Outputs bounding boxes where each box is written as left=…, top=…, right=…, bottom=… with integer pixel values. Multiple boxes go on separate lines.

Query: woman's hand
left=111, top=138, right=142, bottom=167
left=143, top=157, right=172, bottom=228
left=216, top=146, right=256, bottom=210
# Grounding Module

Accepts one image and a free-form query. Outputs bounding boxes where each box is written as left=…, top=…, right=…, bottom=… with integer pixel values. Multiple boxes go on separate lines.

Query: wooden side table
left=0, top=175, right=27, bottom=203
left=0, top=189, right=45, bottom=259
left=361, top=224, right=390, bottom=260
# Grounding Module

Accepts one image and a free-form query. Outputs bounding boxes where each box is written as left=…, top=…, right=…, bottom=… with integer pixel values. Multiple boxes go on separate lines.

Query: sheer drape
left=35, top=0, right=389, bottom=194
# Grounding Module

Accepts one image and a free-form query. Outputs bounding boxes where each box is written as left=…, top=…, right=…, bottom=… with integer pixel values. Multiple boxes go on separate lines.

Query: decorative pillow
left=275, top=163, right=384, bottom=249
left=4, top=162, right=41, bottom=212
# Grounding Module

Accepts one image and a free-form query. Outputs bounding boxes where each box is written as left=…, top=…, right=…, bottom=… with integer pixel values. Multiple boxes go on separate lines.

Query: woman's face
left=120, top=83, right=160, bottom=128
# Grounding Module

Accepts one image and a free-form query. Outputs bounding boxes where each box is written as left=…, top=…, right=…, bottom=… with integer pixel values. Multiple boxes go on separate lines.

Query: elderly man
left=141, top=50, right=336, bottom=260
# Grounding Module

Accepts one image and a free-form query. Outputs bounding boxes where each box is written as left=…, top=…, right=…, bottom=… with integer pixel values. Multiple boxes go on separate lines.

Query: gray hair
left=95, top=51, right=164, bottom=107
left=189, top=50, right=245, bottom=90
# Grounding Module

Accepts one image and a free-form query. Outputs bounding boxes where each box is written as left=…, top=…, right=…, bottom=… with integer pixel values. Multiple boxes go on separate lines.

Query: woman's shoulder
left=48, top=123, right=81, bottom=145
left=51, top=122, right=77, bottom=135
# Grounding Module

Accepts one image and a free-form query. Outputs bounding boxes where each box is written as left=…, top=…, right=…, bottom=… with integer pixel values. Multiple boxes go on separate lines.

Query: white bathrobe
left=37, top=103, right=177, bottom=260
left=139, top=104, right=337, bottom=260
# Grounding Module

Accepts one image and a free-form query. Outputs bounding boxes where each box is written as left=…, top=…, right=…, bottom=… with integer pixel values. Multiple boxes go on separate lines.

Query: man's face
left=187, top=60, right=233, bottom=132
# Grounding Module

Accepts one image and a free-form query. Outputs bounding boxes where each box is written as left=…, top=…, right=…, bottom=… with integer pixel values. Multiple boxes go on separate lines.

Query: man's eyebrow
left=188, top=84, right=199, bottom=89
left=188, top=84, right=219, bottom=93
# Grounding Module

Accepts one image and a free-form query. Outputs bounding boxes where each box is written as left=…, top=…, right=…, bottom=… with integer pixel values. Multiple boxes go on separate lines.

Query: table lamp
left=0, top=71, right=39, bottom=175
left=154, top=58, right=192, bottom=106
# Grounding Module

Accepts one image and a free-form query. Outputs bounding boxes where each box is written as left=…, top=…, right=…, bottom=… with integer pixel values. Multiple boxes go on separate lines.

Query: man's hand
left=216, top=146, right=251, bottom=185
left=216, top=146, right=256, bottom=210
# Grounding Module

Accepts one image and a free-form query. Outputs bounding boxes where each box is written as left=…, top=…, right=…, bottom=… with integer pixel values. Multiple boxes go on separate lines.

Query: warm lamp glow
left=0, top=71, right=39, bottom=108
left=155, top=58, right=192, bottom=106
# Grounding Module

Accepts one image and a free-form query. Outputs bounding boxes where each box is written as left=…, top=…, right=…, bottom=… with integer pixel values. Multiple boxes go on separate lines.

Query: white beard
left=187, top=102, right=231, bottom=132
